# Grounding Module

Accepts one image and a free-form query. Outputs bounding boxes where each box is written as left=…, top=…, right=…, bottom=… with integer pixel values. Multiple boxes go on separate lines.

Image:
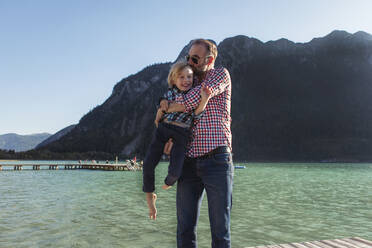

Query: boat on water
left=234, top=165, right=246, bottom=169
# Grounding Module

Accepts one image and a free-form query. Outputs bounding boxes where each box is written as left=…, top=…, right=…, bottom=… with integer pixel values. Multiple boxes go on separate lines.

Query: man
left=164, top=39, right=233, bottom=248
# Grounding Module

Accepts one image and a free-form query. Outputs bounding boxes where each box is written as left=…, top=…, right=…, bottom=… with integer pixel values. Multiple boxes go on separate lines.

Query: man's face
left=187, top=44, right=210, bottom=73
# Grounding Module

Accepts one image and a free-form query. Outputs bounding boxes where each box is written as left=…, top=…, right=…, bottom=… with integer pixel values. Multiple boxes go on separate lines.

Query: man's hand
left=201, top=83, right=212, bottom=101
left=159, top=99, right=169, bottom=112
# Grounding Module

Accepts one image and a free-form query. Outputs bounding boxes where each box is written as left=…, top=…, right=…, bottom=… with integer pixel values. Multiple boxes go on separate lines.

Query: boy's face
left=175, top=67, right=193, bottom=92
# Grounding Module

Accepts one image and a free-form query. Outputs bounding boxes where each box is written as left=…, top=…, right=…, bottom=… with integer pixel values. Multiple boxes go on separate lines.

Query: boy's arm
left=154, top=108, right=164, bottom=128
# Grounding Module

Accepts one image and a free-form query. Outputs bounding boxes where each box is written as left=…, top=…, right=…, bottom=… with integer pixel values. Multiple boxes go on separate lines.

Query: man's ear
left=208, top=57, right=214, bottom=65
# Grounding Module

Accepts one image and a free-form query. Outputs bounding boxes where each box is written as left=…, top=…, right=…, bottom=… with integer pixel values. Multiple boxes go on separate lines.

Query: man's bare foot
left=146, top=193, right=157, bottom=220
left=162, top=184, right=172, bottom=190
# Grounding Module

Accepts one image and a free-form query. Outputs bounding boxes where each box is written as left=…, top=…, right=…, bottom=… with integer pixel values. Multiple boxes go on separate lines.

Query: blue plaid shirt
left=160, top=86, right=199, bottom=128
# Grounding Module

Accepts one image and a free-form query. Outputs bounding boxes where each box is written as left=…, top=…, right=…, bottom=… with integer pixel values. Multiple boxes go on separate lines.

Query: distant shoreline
left=1, top=159, right=371, bottom=164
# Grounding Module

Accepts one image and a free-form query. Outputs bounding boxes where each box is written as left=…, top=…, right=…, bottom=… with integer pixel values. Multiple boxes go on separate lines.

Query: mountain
left=38, top=30, right=372, bottom=162
left=36, top=124, right=76, bottom=149
left=0, top=133, right=51, bottom=152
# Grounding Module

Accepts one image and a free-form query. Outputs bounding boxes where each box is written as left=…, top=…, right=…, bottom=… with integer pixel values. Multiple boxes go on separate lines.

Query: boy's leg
left=176, top=157, right=204, bottom=248
left=146, top=192, right=157, bottom=220
left=142, top=125, right=168, bottom=193
left=164, top=127, right=189, bottom=187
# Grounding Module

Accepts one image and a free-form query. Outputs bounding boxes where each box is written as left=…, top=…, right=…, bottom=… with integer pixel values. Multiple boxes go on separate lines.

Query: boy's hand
left=154, top=109, right=164, bottom=128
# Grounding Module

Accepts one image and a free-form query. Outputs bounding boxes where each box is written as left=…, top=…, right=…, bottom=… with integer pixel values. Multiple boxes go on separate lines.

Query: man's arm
left=177, top=68, right=231, bottom=113
left=167, top=84, right=212, bottom=114
left=159, top=99, right=169, bottom=112
left=167, top=102, right=186, bottom=113
left=194, top=84, right=212, bottom=115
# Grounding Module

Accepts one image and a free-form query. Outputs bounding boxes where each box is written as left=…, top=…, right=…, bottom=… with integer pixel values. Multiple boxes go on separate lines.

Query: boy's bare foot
left=162, top=184, right=172, bottom=190
left=146, top=192, right=157, bottom=220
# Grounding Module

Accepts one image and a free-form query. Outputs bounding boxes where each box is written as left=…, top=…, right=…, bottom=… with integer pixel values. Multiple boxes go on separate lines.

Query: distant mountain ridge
left=0, top=133, right=51, bottom=152
left=38, top=30, right=372, bottom=161
left=36, top=124, right=76, bottom=149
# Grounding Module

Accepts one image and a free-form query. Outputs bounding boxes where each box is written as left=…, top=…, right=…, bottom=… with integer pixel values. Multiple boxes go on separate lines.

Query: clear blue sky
left=1, top=0, right=372, bottom=135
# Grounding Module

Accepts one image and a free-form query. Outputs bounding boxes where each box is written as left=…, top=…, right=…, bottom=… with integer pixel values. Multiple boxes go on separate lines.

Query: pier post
left=0, top=165, right=2, bottom=171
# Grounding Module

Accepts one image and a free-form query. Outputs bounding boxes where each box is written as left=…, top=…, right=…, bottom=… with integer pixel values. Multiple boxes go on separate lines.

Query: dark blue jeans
left=176, top=152, right=234, bottom=248
left=142, top=122, right=190, bottom=193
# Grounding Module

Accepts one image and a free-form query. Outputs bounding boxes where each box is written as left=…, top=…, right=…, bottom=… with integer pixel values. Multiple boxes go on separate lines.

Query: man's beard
left=193, top=69, right=204, bottom=77
left=191, top=65, right=206, bottom=77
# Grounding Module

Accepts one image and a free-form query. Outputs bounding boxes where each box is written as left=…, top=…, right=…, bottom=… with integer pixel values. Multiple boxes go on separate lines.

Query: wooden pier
left=245, top=237, right=372, bottom=248
left=0, top=162, right=142, bottom=171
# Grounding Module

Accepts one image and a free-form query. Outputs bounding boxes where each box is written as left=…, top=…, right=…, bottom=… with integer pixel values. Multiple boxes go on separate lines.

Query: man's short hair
left=191, top=39, right=218, bottom=59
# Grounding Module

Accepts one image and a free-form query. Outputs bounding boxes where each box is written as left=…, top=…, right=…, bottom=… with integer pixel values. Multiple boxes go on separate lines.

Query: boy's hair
left=167, top=60, right=192, bottom=87
left=191, top=39, right=218, bottom=59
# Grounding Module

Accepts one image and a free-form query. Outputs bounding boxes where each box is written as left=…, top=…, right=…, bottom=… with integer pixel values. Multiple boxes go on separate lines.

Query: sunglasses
left=185, top=55, right=200, bottom=65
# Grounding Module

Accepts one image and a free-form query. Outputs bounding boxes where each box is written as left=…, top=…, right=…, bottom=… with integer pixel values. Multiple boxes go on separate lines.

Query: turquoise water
left=0, top=162, right=371, bottom=248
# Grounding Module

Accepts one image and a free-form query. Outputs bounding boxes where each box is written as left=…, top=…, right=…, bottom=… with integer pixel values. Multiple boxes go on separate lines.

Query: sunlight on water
left=0, top=162, right=371, bottom=248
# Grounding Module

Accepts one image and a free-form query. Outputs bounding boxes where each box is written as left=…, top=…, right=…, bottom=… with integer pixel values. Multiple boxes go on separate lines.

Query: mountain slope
left=36, top=125, right=76, bottom=149
left=39, top=30, right=372, bottom=161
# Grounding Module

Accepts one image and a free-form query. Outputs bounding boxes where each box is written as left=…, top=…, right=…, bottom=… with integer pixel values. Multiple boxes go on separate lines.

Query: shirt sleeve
left=157, top=88, right=173, bottom=106
left=181, top=68, right=231, bottom=113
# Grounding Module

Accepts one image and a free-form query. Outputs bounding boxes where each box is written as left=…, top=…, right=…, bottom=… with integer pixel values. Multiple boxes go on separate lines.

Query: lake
left=0, top=162, right=371, bottom=248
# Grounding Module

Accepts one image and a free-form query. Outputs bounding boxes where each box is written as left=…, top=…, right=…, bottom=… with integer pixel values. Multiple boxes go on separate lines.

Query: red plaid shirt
left=177, top=67, right=232, bottom=157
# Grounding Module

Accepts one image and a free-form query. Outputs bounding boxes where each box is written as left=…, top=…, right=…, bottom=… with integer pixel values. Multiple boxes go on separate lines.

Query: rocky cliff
left=38, top=30, right=372, bottom=161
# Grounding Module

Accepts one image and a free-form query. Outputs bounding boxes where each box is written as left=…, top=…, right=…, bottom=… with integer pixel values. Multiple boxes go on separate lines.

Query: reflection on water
left=0, top=162, right=371, bottom=248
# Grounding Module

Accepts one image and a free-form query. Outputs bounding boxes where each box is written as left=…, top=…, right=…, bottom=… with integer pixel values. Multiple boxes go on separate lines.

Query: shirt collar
left=170, top=86, right=189, bottom=94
